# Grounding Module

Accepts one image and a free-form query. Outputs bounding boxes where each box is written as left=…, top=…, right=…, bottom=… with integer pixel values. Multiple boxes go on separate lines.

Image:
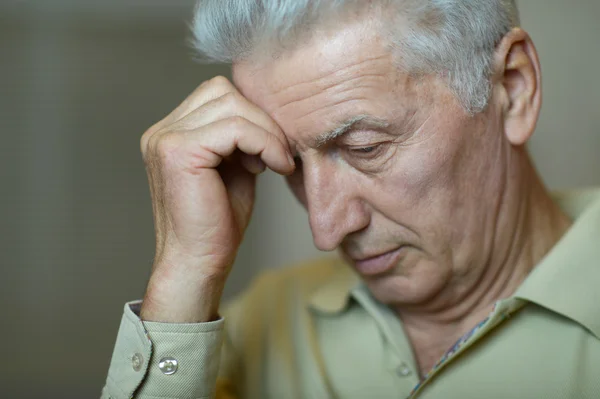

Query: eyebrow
left=314, top=114, right=390, bottom=148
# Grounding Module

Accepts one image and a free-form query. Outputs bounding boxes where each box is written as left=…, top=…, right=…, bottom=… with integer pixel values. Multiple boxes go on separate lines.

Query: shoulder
left=221, top=257, right=347, bottom=340
left=249, top=257, right=345, bottom=295
left=223, top=257, right=343, bottom=316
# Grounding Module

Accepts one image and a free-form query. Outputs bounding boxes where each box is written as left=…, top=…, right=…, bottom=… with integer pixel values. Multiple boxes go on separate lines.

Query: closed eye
left=346, top=144, right=385, bottom=158
left=342, top=142, right=394, bottom=173
left=350, top=145, right=379, bottom=154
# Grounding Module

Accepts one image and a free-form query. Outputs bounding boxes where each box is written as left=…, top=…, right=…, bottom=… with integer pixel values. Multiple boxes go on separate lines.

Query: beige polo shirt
left=101, top=188, right=600, bottom=399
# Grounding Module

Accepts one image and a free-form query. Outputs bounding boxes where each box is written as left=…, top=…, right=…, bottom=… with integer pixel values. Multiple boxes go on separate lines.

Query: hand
left=139, top=76, right=295, bottom=322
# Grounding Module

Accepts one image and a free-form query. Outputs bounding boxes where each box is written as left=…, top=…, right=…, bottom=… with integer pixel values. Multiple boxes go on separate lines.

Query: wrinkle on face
left=233, top=23, right=400, bottom=150
left=273, top=58, right=390, bottom=104
left=279, top=73, right=386, bottom=116
left=258, top=72, right=394, bottom=154
left=233, top=15, right=510, bottom=314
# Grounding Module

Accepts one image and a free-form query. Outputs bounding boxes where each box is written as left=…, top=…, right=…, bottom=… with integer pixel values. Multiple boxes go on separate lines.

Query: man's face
left=233, top=20, right=510, bottom=308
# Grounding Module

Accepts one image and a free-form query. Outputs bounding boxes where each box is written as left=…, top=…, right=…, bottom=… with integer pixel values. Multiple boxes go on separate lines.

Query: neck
left=398, top=151, right=572, bottom=375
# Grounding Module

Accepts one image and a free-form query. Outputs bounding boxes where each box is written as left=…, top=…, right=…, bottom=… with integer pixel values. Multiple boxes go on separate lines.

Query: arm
left=100, top=76, right=294, bottom=399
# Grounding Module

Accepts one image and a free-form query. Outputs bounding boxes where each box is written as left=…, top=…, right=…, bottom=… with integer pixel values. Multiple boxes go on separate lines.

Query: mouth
left=350, top=247, right=404, bottom=277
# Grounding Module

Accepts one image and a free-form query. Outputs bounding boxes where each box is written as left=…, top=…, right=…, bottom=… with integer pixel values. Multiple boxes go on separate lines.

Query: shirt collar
left=308, top=188, right=600, bottom=339
left=514, top=188, right=600, bottom=339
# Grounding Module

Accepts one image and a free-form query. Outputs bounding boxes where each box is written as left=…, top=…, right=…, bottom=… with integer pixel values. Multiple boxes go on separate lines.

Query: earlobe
left=494, top=28, right=542, bottom=146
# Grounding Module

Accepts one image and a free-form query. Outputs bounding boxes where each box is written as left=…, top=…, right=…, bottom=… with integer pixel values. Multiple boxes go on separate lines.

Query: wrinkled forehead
left=232, top=18, right=390, bottom=100
left=231, top=20, right=427, bottom=142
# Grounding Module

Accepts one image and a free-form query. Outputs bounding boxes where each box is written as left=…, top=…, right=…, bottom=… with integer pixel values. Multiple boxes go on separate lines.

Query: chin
left=363, top=265, right=450, bottom=308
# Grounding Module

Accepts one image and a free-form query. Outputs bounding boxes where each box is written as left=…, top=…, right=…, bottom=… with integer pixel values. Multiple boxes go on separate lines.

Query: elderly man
left=102, top=1, right=600, bottom=398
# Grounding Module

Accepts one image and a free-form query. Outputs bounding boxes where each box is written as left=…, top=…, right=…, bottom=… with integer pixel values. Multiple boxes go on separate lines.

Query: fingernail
left=253, top=159, right=266, bottom=174
left=258, top=159, right=267, bottom=173
left=287, top=153, right=295, bottom=167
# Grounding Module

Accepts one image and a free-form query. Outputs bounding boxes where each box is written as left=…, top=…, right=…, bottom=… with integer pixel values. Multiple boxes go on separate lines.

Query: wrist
left=141, top=268, right=227, bottom=323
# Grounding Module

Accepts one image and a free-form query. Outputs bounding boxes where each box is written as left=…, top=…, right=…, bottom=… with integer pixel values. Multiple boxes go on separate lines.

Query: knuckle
left=140, top=130, right=151, bottom=154
left=219, top=91, right=240, bottom=108
left=269, top=122, right=286, bottom=144
left=224, top=115, right=247, bottom=130
left=144, top=132, right=182, bottom=167
left=154, top=133, right=181, bottom=155
left=264, top=132, right=284, bottom=155
left=208, top=75, right=232, bottom=90
left=141, top=125, right=160, bottom=157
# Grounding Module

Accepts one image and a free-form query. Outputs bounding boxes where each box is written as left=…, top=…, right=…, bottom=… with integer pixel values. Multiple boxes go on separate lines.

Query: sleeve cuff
left=103, top=301, right=153, bottom=399
left=102, top=301, right=225, bottom=399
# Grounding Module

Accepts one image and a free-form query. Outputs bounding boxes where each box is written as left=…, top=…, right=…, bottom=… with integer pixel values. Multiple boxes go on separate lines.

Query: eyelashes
left=348, top=145, right=380, bottom=155
left=290, top=142, right=391, bottom=175
left=346, top=143, right=388, bottom=160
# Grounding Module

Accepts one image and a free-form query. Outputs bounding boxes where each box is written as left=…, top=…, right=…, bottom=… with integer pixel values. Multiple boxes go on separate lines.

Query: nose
left=303, top=161, right=369, bottom=251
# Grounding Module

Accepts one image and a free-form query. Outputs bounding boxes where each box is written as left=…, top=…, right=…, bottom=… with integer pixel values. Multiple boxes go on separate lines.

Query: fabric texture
left=102, top=302, right=152, bottom=399
left=101, top=303, right=224, bottom=399
left=101, top=188, right=600, bottom=398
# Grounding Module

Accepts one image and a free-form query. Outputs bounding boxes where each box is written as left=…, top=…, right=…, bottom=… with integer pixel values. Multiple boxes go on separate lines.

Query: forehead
left=235, top=19, right=386, bottom=85
left=232, top=20, right=428, bottom=146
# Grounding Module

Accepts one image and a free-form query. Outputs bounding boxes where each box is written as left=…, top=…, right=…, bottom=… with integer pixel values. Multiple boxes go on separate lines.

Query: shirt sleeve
left=100, top=301, right=225, bottom=399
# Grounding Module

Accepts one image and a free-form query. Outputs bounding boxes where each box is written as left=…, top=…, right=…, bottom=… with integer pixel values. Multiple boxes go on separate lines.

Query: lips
left=351, top=247, right=404, bottom=276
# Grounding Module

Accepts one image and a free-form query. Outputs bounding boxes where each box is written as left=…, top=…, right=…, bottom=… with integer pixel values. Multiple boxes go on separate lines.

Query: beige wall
left=0, top=1, right=598, bottom=397
left=520, top=0, right=600, bottom=188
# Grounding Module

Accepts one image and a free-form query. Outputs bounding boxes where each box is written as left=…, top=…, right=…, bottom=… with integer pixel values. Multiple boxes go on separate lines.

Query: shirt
left=101, top=188, right=600, bottom=399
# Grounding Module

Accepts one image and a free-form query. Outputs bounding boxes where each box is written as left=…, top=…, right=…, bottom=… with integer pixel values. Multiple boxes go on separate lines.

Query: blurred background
left=0, top=0, right=598, bottom=397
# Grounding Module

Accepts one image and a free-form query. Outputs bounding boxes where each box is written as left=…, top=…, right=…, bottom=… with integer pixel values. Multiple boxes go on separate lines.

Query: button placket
left=396, top=362, right=413, bottom=377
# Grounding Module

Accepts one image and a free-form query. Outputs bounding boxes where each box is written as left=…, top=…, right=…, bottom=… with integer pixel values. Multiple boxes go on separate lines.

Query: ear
left=491, top=28, right=542, bottom=146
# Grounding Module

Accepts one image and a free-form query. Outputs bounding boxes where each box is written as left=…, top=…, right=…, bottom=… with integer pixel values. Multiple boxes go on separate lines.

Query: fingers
left=188, top=117, right=295, bottom=175
left=147, top=117, right=295, bottom=176
left=240, top=154, right=267, bottom=175
left=141, top=76, right=238, bottom=152
left=166, top=76, right=238, bottom=127
left=174, top=91, right=291, bottom=154
left=141, top=76, right=293, bottom=171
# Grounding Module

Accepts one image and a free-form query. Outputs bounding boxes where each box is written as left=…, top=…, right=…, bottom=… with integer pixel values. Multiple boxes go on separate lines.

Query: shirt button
left=396, top=362, right=412, bottom=377
left=131, top=353, right=144, bottom=372
left=158, top=357, right=179, bottom=375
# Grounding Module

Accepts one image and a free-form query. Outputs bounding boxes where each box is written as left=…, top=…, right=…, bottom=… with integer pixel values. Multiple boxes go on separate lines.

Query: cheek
left=368, top=122, right=470, bottom=237
left=385, top=141, right=458, bottom=208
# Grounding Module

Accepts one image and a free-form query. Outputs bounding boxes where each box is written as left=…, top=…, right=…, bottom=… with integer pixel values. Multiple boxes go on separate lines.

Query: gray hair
left=191, top=0, right=520, bottom=114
